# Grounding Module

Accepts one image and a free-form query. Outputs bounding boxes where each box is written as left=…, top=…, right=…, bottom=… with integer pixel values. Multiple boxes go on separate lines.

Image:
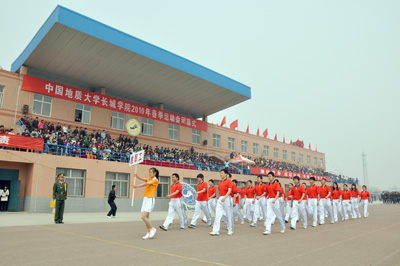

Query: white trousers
left=233, top=204, right=244, bottom=222
left=203, top=198, right=217, bottom=222
left=285, top=200, right=293, bottom=221
left=291, top=200, right=307, bottom=229
left=241, top=198, right=247, bottom=219
left=308, top=198, right=318, bottom=226
left=332, top=199, right=344, bottom=221
left=244, top=198, right=255, bottom=222
left=342, top=200, right=352, bottom=219
left=162, top=198, right=185, bottom=229
left=351, top=197, right=361, bottom=218
left=212, top=196, right=233, bottom=233
left=253, top=197, right=267, bottom=224
left=191, top=201, right=212, bottom=226
left=279, top=198, right=285, bottom=222
left=265, top=198, right=286, bottom=232
left=361, top=199, right=369, bottom=217
left=319, top=198, right=334, bottom=224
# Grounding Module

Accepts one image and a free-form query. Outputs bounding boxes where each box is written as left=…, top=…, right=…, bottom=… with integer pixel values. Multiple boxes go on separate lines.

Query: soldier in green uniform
left=53, top=173, right=68, bottom=224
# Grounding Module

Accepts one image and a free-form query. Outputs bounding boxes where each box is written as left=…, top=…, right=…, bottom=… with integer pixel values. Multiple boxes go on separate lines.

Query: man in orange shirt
left=360, top=185, right=371, bottom=217
left=318, top=178, right=334, bottom=225
left=188, top=174, right=212, bottom=229
left=133, top=167, right=159, bottom=240
left=307, top=177, right=319, bottom=227
left=264, top=172, right=286, bottom=235
left=202, top=179, right=217, bottom=224
left=244, top=180, right=255, bottom=223
left=232, top=179, right=244, bottom=224
left=285, top=183, right=293, bottom=223
left=341, top=184, right=352, bottom=220
left=239, top=182, right=247, bottom=221
left=251, top=175, right=267, bottom=227
left=159, top=173, right=185, bottom=231
left=290, top=176, right=307, bottom=230
left=210, top=169, right=233, bottom=236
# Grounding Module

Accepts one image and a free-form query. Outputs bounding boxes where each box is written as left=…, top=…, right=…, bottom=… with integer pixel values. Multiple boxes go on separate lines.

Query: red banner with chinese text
left=250, top=167, right=330, bottom=182
left=0, top=134, right=44, bottom=151
left=21, top=75, right=207, bottom=132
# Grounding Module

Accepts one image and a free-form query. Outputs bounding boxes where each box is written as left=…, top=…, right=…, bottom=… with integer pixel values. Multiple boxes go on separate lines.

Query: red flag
left=301, top=141, right=304, bottom=148
left=220, top=116, right=226, bottom=127
left=283, top=135, right=285, bottom=143
left=246, top=125, right=249, bottom=134
left=290, top=140, right=292, bottom=145
left=263, top=128, right=268, bottom=138
left=309, top=143, right=311, bottom=150
left=230, top=119, right=238, bottom=130
left=295, top=140, right=299, bottom=146
left=274, top=134, right=277, bottom=141
left=257, top=128, right=259, bottom=136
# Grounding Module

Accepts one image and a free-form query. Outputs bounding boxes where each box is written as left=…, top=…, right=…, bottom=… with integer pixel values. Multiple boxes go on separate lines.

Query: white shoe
left=107, top=216, right=111, bottom=219
left=341, top=218, right=344, bottom=221
left=263, top=230, right=271, bottom=235
left=331, top=221, right=335, bottom=224
left=280, top=229, right=285, bottom=234
left=250, top=223, right=256, bottom=227
left=235, top=218, right=238, bottom=222
left=241, top=221, right=244, bottom=225
left=358, top=216, right=362, bottom=219
left=312, top=224, right=317, bottom=227
left=303, top=226, right=307, bottom=229
left=210, top=231, right=219, bottom=236
left=148, top=227, right=157, bottom=238
left=227, top=231, right=234, bottom=235
left=142, top=233, right=150, bottom=240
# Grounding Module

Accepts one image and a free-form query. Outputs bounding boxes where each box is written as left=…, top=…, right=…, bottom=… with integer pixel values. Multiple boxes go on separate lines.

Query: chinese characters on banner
left=129, top=150, right=145, bottom=166
left=250, top=167, right=330, bottom=182
left=21, top=75, right=208, bottom=132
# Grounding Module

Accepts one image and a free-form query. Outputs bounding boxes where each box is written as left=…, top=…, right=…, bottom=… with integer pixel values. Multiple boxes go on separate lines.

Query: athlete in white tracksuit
left=360, top=185, right=371, bottom=218
left=188, top=174, right=212, bottom=229
left=285, top=183, right=294, bottom=223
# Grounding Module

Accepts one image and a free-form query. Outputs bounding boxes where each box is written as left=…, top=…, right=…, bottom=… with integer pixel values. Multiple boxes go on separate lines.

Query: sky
left=1, top=0, right=399, bottom=191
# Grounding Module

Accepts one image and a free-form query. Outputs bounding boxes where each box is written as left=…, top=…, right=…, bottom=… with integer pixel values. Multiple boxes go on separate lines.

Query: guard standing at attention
left=53, top=173, right=68, bottom=224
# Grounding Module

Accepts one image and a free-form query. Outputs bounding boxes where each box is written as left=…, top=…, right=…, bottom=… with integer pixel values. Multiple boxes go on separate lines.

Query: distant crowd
left=382, top=192, right=400, bottom=204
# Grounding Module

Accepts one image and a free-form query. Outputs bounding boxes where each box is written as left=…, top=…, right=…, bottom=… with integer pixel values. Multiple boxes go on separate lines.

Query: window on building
left=111, top=111, right=125, bottom=131
left=291, top=152, right=296, bottom=162
left=253, top=143, right=259, bottom=155
left=263, top=146, right=269, bottom=157
left=314, top=157, right=317, bottom=166
left=56, top=168, right=85, bottom=196
left=241, top=140, right=248, bottom=153
left=228, top=137, right=235, bottom=151
left=105, top=172, right=129, bottom=197
left=75, top=103, right=91, bottom=124
left=283, top=150, right=287, bottom=161
left=320, top=159, right=324, bottom=168
left=142, top=118, right=154, bottom=136
left=0, top=86, right=4, bottom=108
left=300, top=154, right=304, bottom=164
left=274, top=148, right=279, bottom=159
left=307, top=155, right=311, bottom=165
left=213, top=134, right=221, bottom=148
left=168, top=124, right=179, bottom=141
left=183, top=178, right=197, bottom=191
left=33, top=93, right=52, bottom=117
left=192, top=129, right=201, bottom=145
left=156, top=176, right=170, bottom=198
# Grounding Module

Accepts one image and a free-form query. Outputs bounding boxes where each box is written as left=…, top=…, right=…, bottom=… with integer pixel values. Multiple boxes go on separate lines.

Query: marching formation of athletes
left=133, top=168, right=372, bottom=240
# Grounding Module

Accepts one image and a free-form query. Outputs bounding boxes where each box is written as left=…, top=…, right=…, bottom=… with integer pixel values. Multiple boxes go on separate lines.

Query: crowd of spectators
left=382, top=192, right=400, bottom=204
left=0, top=116, right=357, bottom=183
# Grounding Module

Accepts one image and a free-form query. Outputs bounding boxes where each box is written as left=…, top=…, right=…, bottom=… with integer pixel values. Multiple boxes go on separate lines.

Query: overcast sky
left=1, top=0, right=399, bottom=191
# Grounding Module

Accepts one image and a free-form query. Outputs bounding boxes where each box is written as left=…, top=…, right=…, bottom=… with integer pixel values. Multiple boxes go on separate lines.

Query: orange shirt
left=239, top=188, right=246, bottom=199
left=208, top=186, right=217, bottom=199
left=291, top=185, right=305, bottom=201
left=266, top=181, right=280, bottom=198
left=278, top=187, right=284, bottom=198
left=360, top=191, right=370, bottom=200
left=143, top=178, right=159, bottom=198
left=230, top=182, right=237, bottom=197
left=286, top=190, right=293, bottom=201
left=234, top=186, right=241, bottom=204
left=171, top=182, right=182, bottom=198
left=255, top=183, right=266, bottom=197
left=351, top=189, right=360, bottom=198
left=341, top=190, right=351, bottom=200
left=218, top=178, right=233, bottom=197
left=307, top=185, right=319, bottom=199
left=246, top=186, right=255, bottom=199
left=320, top=185, right=331, bottom=198
left=197, top=182, right=208, bottom=201
left=331, top=189, right=342, bottom=200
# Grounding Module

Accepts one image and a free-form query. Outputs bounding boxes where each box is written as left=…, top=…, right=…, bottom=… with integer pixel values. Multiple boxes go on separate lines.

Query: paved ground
left=1, top=203, right=399, bottom=266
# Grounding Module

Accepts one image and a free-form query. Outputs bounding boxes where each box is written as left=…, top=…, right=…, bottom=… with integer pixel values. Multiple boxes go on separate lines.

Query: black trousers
left=0, top=201, right=8, bottom=211
left=107, top=202, right=117, bottom=217
left=55, top=200, right=65, bottom=222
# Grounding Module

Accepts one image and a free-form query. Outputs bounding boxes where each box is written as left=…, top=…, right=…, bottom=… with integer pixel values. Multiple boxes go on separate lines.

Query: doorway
left=0, top=169, right=20, bottom=211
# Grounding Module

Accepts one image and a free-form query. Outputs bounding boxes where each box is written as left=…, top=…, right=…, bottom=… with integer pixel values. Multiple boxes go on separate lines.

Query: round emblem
left=181, top=182, right=197, bottom=207
left=126, top=119, right=141, bottom=136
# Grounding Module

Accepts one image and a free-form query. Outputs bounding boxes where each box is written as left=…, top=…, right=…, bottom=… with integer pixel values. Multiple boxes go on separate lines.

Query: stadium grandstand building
left=0, top=6, right=329, bottom=212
